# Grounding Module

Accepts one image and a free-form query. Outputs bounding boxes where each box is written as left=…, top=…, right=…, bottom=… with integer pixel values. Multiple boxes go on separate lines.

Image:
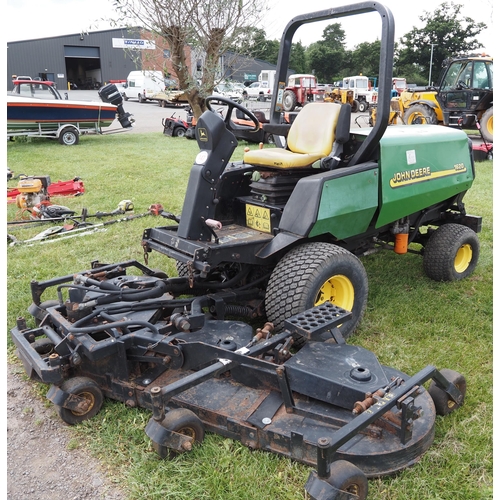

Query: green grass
left=6, top=132, right=493, bottom=500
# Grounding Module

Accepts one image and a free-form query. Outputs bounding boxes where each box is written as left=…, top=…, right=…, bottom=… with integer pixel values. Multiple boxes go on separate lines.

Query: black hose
left=67, top=319, right=159, bottom=336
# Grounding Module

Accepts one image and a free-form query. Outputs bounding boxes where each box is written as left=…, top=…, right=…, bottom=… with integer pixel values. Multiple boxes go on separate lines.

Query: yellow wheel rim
left=315, top=275, right=355, bottom=311
left=408, top=111, right=425, bottom=124
left=486, top=115, right=493, bottom=137
left=454, top=243, right=473, bottom=273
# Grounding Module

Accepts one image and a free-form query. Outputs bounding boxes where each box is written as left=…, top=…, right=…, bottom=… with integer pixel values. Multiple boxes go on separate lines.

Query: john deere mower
left=10, top=3, right=476, bottom=499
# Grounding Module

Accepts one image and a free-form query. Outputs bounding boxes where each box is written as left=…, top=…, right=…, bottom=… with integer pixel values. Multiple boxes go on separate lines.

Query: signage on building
left=112, top=38, right=155, bottom=50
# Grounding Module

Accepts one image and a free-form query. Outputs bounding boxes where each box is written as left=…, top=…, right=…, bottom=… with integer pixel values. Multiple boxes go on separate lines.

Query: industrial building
left=7, top=28, right=283, bottom=91
left=7, top=28, right=144, bottom=91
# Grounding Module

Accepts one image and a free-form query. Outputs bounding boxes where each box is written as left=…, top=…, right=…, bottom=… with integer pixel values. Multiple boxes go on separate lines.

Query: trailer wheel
left=154, top=409, right=205, bottom=459
left=428, top=369, right=466, bottom=416
left=479, top=107, right=493, bottom=143
left=265, top=242, right=368, bottom=338
left=325, top=460, right=368, bottom=500
left=56, top=377, right=104, bottom=425
left=404, top=104, right=438, bottom=125
left=423, top=224, right=479, bottom=281
left=58, top=128, right=79, bottom=146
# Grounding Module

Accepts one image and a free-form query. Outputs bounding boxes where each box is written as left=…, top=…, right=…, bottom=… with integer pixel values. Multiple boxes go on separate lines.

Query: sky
left=5, top=0, right=495, bottom=53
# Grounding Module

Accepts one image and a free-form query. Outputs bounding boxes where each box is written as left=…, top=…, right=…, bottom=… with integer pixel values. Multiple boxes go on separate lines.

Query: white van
left=123, top=71, right=165, bottom=103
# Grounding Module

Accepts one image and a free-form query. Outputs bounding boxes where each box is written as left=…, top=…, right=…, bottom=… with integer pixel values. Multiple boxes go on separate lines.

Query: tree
left=396, top=2, right=487, bottom=85
left=289, top=41, right=307, bottom=74
left=306, top=23, right=347, bottom=81
left=111, top=0, right=268, bottom=117
left=229, top=27, right=280, bottom=64
left=349, top=41, right=382, bottom=78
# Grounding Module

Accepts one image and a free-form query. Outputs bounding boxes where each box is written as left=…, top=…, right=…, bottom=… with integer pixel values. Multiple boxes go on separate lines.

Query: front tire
left=358, top=100, right=368, bottom=113
left=423, top=224, right=480, bottom=281
left=265, top=242, right=368, bottom=338
left=55, top=377, right=103, bottom=425
left=404, top=104, right=438, bottom=125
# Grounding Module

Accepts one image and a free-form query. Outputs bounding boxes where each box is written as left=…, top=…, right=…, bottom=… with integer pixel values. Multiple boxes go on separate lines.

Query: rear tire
left=423, top=224, right=479, bottom=281
left=265, top=242, right=368, bottom=338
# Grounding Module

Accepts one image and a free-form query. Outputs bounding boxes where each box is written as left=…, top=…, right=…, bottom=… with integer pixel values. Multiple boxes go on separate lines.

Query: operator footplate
left=284, top=302, right=352, bottom=341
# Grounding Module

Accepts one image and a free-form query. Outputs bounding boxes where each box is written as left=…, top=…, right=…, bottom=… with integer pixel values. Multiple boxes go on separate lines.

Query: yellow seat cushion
left=243, top=102, right=342, bottom=168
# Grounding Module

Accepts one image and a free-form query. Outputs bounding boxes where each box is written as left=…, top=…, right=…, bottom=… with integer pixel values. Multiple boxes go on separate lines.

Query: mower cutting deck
left=11, top=259, right=465, bottom=500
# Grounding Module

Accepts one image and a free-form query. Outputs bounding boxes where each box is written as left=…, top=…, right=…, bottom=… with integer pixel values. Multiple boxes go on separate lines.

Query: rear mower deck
left=11, top=260, right=465, bottom=500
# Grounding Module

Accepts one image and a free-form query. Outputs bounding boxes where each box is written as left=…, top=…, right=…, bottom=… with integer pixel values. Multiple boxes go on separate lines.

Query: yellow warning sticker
left=246, top=204, right=271, bottom=233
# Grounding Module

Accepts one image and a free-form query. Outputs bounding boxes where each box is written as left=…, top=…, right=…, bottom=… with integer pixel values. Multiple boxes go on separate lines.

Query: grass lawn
left=6, top=131, right=493, bottom=500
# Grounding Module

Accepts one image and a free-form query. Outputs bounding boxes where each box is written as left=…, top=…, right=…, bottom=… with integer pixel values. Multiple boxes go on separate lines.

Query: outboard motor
left=98, top=83, right=135, bottom=128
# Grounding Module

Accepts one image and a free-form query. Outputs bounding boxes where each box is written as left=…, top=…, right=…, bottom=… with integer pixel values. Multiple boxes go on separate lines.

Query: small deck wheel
left=55, top=377, right=104, bottom=425
left=428, top=369, right=466, bottom=416
left=154, top=408, right=205, bottom=459
left=326, top=460, right=368, bottom=500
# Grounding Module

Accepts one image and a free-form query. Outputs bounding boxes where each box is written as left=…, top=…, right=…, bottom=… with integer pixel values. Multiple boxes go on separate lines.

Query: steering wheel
left=206, top=95, right=260, bottom=133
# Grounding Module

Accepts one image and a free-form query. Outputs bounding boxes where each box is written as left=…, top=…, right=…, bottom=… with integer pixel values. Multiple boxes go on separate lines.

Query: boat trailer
left=10, top=260, right=466, bottom=499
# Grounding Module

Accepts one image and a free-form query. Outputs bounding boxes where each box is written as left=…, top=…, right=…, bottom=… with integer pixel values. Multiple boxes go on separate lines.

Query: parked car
left=242, top=81, right=272, bottom=101
left=213, top=83, right=243, bottom=102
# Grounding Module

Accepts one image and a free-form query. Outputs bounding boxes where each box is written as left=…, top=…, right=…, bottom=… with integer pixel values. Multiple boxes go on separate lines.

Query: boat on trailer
left=7, top=80, right=134, bottom=145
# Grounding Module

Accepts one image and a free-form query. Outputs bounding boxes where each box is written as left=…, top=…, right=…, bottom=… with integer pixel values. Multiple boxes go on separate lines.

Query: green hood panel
left=374, top=125, right=474, bottom=227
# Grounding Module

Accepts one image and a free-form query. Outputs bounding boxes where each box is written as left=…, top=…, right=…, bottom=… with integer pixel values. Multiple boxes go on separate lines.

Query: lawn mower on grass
left=10, top=2, right=474, bottom=498
left=11, top=259, right=466, bottom=500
